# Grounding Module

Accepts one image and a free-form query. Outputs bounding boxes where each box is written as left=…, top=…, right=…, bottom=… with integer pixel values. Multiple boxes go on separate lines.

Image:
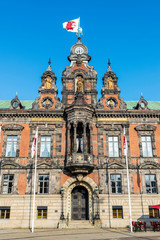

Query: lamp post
left=94, top=186, right=100, bottom=220
left=60, top=186, right=65, bottom=220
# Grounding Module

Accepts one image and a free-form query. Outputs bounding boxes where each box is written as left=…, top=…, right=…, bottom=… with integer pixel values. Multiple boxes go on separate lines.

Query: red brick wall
left=132, top=174, right=142, bottom=194
left=71, top=64, right=88, bottom=73
left=129, top=125, right=139, bottom=157
left=155, top=125, right=160, bottom=157
left=19, top=124, right=30, bottom=157
left=17, top=174, right=27, bottom=194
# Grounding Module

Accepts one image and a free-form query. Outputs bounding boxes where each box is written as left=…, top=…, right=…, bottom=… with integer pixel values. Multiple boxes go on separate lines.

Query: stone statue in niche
left=107, top=76, right=114, bottom=89
left=44, top=76, right=52, bottom=89
left=76, top=76, right=83, bottom=92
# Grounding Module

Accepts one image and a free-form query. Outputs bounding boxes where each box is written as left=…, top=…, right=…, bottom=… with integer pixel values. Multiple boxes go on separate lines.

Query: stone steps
left=68, top=220, right=94, bottom=229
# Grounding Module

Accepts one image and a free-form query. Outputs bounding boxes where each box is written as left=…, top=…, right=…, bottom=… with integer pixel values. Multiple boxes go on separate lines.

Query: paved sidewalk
left=0, top=228, right=160, bottom=240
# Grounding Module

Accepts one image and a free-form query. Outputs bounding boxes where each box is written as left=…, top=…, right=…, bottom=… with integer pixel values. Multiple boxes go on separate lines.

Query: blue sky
left=0, top=0, right=160, bottom=101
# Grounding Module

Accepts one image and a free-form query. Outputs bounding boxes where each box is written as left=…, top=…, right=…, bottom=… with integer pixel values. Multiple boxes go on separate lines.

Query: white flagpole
left=32, top=127, right=38, bottom=233
left=124, top=127, right=133, bottom=232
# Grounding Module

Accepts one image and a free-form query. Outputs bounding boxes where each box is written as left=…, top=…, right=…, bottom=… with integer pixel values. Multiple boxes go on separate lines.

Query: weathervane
left=76, top=17, right=83, bottom=39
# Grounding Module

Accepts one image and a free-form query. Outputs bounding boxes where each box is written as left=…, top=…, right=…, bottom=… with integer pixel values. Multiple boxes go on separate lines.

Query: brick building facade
left=0, top=38, right=160, bottom=229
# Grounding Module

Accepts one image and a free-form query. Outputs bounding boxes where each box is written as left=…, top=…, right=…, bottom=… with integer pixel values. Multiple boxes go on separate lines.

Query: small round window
left=13, top=101, right=18, bottom=108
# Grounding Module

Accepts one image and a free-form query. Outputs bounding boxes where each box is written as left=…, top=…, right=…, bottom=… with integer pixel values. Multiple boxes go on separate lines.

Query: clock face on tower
left=75, top=47, right=84, bottom=54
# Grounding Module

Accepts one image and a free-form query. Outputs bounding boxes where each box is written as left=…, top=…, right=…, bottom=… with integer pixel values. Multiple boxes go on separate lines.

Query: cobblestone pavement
left=0, top=228, right=160, bottom=240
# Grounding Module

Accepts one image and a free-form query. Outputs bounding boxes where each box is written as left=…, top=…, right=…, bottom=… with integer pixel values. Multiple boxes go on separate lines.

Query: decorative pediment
left=140, top=161, right=159, bottom=169
left=104, top=126, right=121, bottom=131
left=135, top=124, right=156, bottom=132
left=108, top=161, right=125, bottom=169
left=1, top=161, right=20, bottom=168
left=37, top=162, right=52, bottom=168
left=2, top=124, right=24, bottom=131
left=38, top=126, right=56, bottom=132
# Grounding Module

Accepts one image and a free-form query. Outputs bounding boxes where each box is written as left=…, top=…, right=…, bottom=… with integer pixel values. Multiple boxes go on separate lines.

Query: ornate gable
left=62, top=38, right=97, bottom=107
left=32, top=58, right=63, bottom=110
left=96, top=59, right=126, bottom=110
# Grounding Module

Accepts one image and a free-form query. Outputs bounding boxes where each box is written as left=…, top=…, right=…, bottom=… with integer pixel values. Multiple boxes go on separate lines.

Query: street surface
left=0, top=228, right=160, bottom=240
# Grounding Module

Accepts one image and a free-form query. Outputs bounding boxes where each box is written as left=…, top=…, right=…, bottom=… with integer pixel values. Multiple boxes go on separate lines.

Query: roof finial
left=16, top=92, right=18, bottom=97
left=141, top=92, right=143, bottom=97
left=48, top=57, right=51, bottom=66
left=46, top=57, right=52, bottom=71
left=76, top=17, right=83, bottom=39
left=107, top=58, right=112, bottom=72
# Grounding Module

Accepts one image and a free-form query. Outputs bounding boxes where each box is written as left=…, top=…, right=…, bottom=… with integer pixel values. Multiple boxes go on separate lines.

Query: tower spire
left=46, top=57, right=52, bottom=71
left=107, top=58, right=112, bottom=72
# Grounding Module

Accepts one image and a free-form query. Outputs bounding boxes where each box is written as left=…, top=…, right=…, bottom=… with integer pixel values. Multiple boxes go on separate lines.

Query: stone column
left=89, top=125, right=93, bottom=155
left=67, top=124, right=71, bottom=154
left=73, top=123, right=77, bottom=153
left=83, top=123, right=87, bottom=153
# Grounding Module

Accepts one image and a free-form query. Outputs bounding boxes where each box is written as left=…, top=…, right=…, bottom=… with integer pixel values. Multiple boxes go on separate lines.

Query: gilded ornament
left=44, top=76, right=52, bottom=89
left=107, top=76, right=114, bottom=89
left=76, top=76, right=83, bottom=92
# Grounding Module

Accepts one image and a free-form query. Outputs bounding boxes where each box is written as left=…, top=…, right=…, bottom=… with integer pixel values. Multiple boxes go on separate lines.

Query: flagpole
left=124, top=128, right=133, bottom=232
left=32, top=127, right=38, bottom=233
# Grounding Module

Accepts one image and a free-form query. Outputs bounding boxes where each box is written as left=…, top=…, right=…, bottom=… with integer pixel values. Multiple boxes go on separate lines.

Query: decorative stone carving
left=135, top=124, right=156, bottom=132
left=76, top=174, right=84, bottom=182
left=2, top=124, right=24, bottom=131
left=107, top=76, right=114, bottom=89
left=44, top=76, right=52, bottom=89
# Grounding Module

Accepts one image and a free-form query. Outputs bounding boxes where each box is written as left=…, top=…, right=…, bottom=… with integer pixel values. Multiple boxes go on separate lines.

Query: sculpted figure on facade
left=107, top=76, right=114, bottom=89
left=44, top=76, right=52, bottom=89
left=76, top=76, right=83, bottom=92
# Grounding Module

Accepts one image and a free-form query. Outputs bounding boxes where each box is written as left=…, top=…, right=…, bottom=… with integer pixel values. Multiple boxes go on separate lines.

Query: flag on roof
left=63, top=17, right=82, bottom=33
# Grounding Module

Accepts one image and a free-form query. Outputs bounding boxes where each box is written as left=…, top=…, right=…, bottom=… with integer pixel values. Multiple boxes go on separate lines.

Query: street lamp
left=60, top=186, right=65, bottom=220
left=94, top=186, right=100, bottom=220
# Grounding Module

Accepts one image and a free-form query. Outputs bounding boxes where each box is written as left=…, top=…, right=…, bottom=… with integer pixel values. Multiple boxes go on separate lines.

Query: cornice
left=95, top=109, right=160, bottom=118
left=0, top=109, right=64, bottom=118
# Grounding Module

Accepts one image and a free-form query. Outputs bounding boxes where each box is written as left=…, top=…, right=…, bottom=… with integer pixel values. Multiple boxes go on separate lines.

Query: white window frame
left=141, top=136, right=153, bottom=157
left=40, top=136, right=51, bottom=157
left=6, top=136, right=17, bottom=157
left=108, top=136, right=119, bottom=157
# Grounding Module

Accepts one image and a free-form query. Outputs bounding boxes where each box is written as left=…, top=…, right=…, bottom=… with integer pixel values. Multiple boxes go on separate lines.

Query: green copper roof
left=0, top=101, right=33, bottom=109
left=125, top=101, right=160, bottom=110
left=0, top=100, right=160, bottom=110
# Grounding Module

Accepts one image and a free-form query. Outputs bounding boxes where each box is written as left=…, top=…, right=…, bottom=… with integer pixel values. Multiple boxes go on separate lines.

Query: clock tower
left=62, top=38, right=97, bottom=107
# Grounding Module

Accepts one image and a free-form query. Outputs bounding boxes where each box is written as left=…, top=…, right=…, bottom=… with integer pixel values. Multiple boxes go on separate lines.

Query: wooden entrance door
left=72, top=186, right=88, bottom=220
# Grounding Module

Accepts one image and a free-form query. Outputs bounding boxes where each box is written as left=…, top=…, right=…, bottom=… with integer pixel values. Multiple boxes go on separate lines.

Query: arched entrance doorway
left=71, top=186, right=89, bottom=220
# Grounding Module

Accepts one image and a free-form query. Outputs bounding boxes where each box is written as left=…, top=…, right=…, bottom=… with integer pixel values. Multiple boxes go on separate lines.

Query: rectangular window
left=110, top=174, right=122, bottom=194
left=37, top=206, right=47, bottom=219
left=108, top=136, right=119, bottom=157
left=0, top=207, right=10, bottom=219
left=38, top=175, right=49, bottom=194
left=145, top=174, right=157, bottom=194
left=6, top=136, right=17, bottom=157
left=141, top=136, right=153, bottom=157
left=3, top=175, right=14, bottom=194
left=149, top=207, right=159, bottom=218
left=40, top=136, right=51, bottom=157
left=112, top=206, right=123, bottom=218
